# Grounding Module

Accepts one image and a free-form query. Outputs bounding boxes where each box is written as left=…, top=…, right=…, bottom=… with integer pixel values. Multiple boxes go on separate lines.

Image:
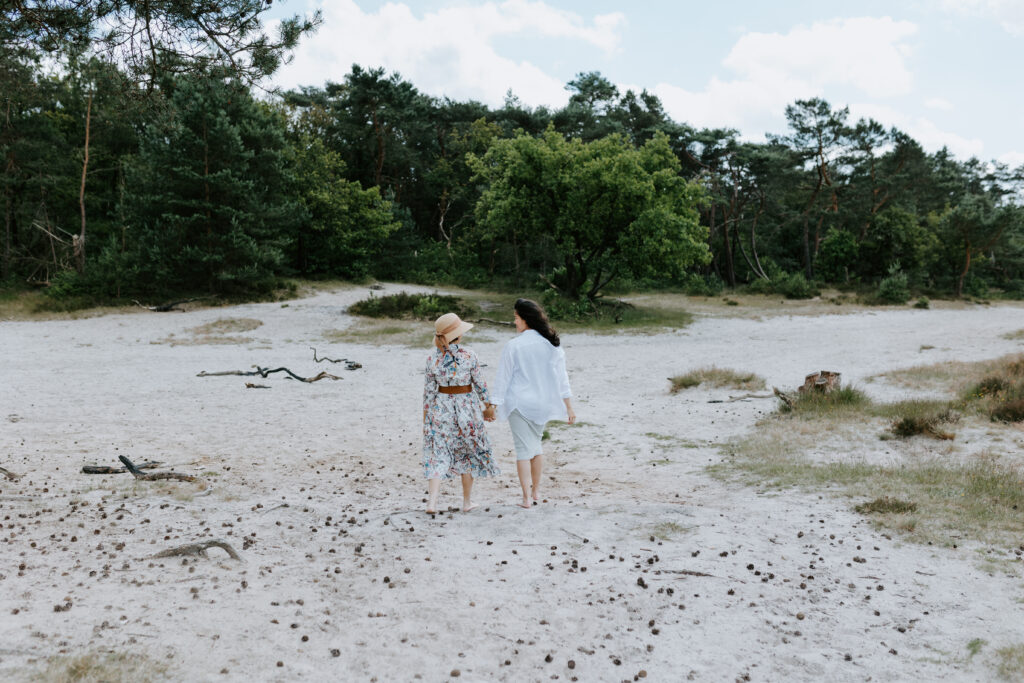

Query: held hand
left=567, top=408, right=576, bottom=425
left=482, top=405, right=497, bottom=422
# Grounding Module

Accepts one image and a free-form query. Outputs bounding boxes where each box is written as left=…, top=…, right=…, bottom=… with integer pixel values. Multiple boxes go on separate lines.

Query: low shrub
left=877, top=271, right=910, bottom=304
left=349, top=292, right=477, bottom=320
left=991, top=398, right=1024, bottom=423
left=913, top=296, right=930, bottom=309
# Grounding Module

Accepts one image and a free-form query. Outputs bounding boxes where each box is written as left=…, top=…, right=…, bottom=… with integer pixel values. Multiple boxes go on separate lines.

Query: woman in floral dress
left=422, top=312, right=498, bottom=514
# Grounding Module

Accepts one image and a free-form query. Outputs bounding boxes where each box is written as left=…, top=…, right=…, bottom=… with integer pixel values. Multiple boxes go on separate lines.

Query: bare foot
left=462, top=502, right=479, bottom=513
left=517, top=499, right=531, bottom=509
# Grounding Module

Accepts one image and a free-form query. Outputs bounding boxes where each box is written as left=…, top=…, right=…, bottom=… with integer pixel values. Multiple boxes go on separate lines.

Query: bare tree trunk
left=957, top=243, right=971, bottom=298
left=3, top=188, right=10, bottom=281
left=75, top=92, right=92, bottom=274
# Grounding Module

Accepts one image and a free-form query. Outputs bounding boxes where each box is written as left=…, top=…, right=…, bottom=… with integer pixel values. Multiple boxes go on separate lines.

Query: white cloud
left=271, top=0, right=625, bottom=107
left=924, top=97, right=954, bottom=111
left=998, top=151, right=1024, bottom=168
left=653, top=17, right=917, bottom=133
left=724, top=17, right=918, bottom=98
left=848, top=103, right=985, bottom=158
left=941, top=0, right=1024, bottom=35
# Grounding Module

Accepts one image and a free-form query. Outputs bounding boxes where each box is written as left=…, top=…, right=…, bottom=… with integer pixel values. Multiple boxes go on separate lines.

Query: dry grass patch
left=190, top=317, right=262, bottom=335
left=326, top=320, right=446, bottom=348
left=717, top=366, right=1024, bottom=545
left=669, top=366, right=766, bottom=392
left=1001, top=329, right=1024, bottom=341
left=996, top=644, right=1024, bottom=680
left=40, top=651, right=168, bottom=682
left=854, top=497, right=918, bottom=514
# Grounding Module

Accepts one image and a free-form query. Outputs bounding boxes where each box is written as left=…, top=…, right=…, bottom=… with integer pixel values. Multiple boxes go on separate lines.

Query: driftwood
left=151, top=539, right=241, bottom=561
left=772, top=387, right=795, bottom=408
left=0, top=467, right=22, bottom=481
left=245, top=382, right=271, bottom=389
left=197, top=365, right=341, bottom=382
left=133, top=296, right=213, bottom=312
left=310, top=347, right=362, bottom=370
left=119, top=455, right=196, bottom=482
left=82, top=461, right=160, bottom=475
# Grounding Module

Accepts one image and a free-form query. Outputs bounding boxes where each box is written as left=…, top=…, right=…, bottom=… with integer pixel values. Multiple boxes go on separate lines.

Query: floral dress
left=422, top=344, right=499, bottom=479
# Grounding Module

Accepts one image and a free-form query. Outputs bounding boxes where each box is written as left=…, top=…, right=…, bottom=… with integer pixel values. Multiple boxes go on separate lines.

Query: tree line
left=3, top=3, right=1023, bottom=306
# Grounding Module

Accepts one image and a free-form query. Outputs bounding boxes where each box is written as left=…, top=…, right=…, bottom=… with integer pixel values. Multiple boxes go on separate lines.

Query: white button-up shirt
left=490, top=329, right=572, bottom=425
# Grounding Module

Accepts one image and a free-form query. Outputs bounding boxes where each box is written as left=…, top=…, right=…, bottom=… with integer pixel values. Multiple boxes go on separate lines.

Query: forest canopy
left=3, top=6, right=1023, bottom=306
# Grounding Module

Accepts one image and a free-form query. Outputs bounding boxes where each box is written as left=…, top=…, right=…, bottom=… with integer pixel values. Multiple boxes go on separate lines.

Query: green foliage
left=114, top=76, right=299, bottom=296
left=348, top=292, right=478, bottom=321
left=877, top=268, right=910, bottom=304
left=470, top=126, right=709, bottom=300
left=914, top=296, right=930, bottom=309
left=288, top=135, right=399, bottom=278
left=816, top=228, right=859, bottom=282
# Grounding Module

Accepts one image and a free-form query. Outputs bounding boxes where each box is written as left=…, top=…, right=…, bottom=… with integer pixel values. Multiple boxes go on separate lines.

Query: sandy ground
left=1, top=284, right=1023, bottom=682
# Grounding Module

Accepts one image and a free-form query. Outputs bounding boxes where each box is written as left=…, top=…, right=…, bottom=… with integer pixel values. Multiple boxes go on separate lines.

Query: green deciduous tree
left=470, top=127, right=709, bottom=299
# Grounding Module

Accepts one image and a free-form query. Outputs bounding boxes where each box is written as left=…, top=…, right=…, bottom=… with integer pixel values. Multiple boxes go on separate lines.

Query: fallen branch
left=0, top=467, right=22, bottom=481
left=474, top=317, right=515, bottom=327
left=197, top=366, right=341, bottom=382
left=133, top=296, right=213, bottom=312
left=772, top=386, right=795, bottom=409
left=245, top=383, right=271, bottom=389
left=119, top=455, right=196, bottom=482
left=659, top=569, right=714, bottom=577
left=310, top=347, right=362, bottom=370
left=82, top=461, right=161, bottom=475
left=151, top=539, right=241, bottom=561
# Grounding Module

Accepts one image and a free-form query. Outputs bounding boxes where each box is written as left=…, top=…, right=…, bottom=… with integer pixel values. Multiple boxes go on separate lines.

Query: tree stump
left=798, top=371, right=841, bottom=394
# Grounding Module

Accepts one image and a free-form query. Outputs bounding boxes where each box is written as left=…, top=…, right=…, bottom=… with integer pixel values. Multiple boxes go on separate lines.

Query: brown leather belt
left=438, top=385, right=472, bottom=395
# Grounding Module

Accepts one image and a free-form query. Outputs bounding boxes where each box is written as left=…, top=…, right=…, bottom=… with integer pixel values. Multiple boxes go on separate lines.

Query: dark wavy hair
left=514, top=298, right=560, bottom=347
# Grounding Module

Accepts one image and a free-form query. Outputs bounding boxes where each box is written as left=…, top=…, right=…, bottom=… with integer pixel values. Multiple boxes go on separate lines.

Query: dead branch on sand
left=119, top=455, right=196, bottom=482
left=82, top=461, right=161, bottom=475
left=474, top=317, right=515, bottom=327
left=772, top=387, right=795, bottom=408
left=151, top=539, right=241, bottom=561
left=197, top=366, right=342, bottom=382
left=310, top=347, right=362, bottom=370
left=245, top=383, right=271, bottom=389
left=0, top=467, right=22, bottom=481
left=133, top=296, right=214, bottom=312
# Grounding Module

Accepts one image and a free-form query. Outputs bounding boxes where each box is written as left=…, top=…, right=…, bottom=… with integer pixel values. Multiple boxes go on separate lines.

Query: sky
left=265, top=0, right=1024, bottom=167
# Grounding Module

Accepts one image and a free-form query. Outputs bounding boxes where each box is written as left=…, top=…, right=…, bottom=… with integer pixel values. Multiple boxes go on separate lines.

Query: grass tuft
left=854, top=497, right=918, bottom=515
left=669, top=366, right=766, bottom=393
left=780, top=386, right=869, bottom=415
left=996, top=644, right=1024, bottom=680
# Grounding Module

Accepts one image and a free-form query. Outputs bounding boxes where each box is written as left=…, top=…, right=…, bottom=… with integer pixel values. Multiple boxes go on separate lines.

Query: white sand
left=2, top=285, right=1023, bottom=681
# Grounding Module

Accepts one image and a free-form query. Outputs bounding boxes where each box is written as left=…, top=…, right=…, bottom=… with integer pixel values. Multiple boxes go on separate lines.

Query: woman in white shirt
left=486, top=298, right=576, bottom=509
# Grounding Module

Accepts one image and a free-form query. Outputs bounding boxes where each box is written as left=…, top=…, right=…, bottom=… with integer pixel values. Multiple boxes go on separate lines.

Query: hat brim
left=443, top=320, right=473, bottom=343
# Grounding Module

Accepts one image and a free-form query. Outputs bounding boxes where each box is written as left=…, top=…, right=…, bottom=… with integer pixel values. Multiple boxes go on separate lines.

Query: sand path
left=1, top=285, right=1022, bottom=681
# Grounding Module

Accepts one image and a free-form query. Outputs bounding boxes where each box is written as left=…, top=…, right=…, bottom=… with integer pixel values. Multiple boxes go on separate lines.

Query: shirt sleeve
left=469, top=350, right=490, bottom=403
left=423, top=355, right=439, bottom=413
left=490, top=344, right=514, bottom=406
left=555, top=347, right=572, bottom=399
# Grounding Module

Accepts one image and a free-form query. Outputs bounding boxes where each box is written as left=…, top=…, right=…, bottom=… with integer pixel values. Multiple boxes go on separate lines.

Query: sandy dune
left=2, top=285, right=1023, bottom=681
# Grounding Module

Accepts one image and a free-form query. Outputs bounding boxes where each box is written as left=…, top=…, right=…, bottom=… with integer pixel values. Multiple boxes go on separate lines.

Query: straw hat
left=434, top=312, right=473, bottom=348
